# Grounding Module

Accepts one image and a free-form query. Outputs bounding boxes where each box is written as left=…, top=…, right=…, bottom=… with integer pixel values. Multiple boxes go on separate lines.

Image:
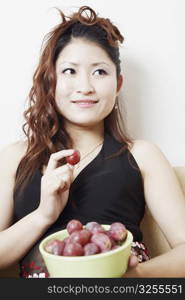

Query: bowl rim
left=39, top=225, right=133, bottom=261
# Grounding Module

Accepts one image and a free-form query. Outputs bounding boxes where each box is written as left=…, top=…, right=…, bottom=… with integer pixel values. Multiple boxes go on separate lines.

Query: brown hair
left=14, top=6, right=133, bottom=195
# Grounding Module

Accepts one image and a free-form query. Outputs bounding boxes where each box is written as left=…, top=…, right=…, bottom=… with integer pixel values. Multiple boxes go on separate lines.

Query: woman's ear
left=116, top=74, right=123, bottom=95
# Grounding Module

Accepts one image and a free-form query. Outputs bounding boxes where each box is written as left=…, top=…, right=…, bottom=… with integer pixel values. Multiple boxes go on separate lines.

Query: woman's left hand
left=123, top=254, right=140, bottom=277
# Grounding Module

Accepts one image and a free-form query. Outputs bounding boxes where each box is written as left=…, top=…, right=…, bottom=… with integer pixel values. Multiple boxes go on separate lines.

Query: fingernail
left=65, top=150, right=74, bottom=155
left=68, top=163, right=74, bottom=169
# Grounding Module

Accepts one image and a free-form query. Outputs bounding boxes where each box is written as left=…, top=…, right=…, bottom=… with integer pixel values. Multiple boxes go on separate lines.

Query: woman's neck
left=65, top=122, right=104, bottom=151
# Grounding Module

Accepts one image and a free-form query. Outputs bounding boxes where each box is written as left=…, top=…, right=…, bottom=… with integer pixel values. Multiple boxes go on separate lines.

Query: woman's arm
left=126, top=140, right=185, bottom=277
left=126, top=243, right=185, bottom=277
left=0, top=210, right=52, bottom=269
left=0, top=142, right=51, bottom=268
left=0, top=142, right=75, bottom=269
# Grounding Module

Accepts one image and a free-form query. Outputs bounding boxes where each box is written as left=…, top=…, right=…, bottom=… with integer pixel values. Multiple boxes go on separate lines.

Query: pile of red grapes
left=45, top=219, right=127, bottom=257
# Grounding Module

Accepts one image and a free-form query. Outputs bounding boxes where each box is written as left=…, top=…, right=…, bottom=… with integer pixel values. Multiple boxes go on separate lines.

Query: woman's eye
left=62, top=68, right=76, bottom=75
left=94, top=69, right=107, bottom=76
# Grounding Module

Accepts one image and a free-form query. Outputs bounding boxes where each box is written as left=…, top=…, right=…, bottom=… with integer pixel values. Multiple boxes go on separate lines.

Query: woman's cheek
left=55, top=81, right=72, bottom=102
left=102, top=79, right=117, bottom=97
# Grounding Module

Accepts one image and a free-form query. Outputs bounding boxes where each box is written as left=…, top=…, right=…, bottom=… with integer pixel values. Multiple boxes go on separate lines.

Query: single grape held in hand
left=66, top=150, right=80, bottom=165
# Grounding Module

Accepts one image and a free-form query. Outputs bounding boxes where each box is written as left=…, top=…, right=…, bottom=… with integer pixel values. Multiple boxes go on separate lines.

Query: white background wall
left=0, top=0, right=184, bottom=166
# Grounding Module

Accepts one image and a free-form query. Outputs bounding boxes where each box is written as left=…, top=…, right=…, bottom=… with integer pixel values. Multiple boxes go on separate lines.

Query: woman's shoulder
left=130, top=139, right=160, bottom=154
left=129, top=139, right=167, bottom=175
left=0, top=140, right=28, bottom=176
left=0, top=139, right=28, bottom=157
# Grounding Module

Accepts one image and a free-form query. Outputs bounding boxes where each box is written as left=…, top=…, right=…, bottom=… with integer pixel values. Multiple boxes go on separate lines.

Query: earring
left=114, top=96, right=119, bottom=110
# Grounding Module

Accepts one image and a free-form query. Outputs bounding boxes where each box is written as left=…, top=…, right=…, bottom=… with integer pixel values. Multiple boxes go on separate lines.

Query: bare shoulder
left=0, top=139, right=28, bottom=158
left=0, top=141, right=28, bottom=230
left=130, top=141, right=185, bottom=247
left=0, top=140, right=28, bottom=176
left=130, top=139, right=162, bottom=155
left=129, top=139, right=171, bottom=176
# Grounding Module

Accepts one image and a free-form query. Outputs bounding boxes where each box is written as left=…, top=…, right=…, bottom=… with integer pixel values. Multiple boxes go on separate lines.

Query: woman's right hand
left=37, top=149, right=75, bottom=225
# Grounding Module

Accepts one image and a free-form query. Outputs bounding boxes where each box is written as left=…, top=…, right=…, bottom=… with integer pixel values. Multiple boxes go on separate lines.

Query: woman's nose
left=76, top=73, right=95, bottom=94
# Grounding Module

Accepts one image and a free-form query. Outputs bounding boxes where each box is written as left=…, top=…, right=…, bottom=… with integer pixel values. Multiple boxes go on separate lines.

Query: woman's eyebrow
left=59, top=61, right=110, bottom=67
left=92, top=62, right=110, bottom=67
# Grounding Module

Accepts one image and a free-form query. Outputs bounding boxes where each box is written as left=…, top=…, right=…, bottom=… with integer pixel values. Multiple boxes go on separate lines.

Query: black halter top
left=14, top=132, right=145, bottom=242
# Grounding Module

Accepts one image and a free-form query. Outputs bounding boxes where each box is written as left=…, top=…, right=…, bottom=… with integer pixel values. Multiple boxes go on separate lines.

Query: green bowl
left=39, top=225, right=133, bottom=278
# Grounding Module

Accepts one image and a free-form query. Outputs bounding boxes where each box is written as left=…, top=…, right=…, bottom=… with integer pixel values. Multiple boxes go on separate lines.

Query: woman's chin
left=66, top=118, right=103, bottom=128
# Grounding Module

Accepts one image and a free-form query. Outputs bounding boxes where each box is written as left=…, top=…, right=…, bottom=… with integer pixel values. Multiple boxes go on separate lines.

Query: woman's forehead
left=56, top=38, right=114, bottom=66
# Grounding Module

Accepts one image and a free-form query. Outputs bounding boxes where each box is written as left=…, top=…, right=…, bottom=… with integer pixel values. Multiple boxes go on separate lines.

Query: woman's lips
left=71, top=100, right=98, bottom=108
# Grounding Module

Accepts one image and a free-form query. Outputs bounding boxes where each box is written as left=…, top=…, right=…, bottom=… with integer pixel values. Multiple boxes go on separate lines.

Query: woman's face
left=55, top=38, right=122, bottom=127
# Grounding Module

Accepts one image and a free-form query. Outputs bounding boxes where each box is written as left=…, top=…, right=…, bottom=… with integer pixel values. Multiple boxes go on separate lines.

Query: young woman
left=0, top=6, right=185, bottom=278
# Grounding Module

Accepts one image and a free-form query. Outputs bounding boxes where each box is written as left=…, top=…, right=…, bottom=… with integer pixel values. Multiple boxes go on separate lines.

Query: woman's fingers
left=53, top=174, right=70, bottom=193
left=46, top=149, right=75, bottom=171
left=53, top=163, right=74, bottom=176
left=42, top=172, right=70, bottom=194
left=39, top=150, right=77, bottom=224
left=42, top=163, right=74, bottom=195
left=128, top=254, right=139, bottom=269
left=53, top=164, right=75, bottom=187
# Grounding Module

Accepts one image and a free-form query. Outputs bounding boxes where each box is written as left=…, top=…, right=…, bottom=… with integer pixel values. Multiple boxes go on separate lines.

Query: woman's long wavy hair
left=14, top=6, right=133, bottom=196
